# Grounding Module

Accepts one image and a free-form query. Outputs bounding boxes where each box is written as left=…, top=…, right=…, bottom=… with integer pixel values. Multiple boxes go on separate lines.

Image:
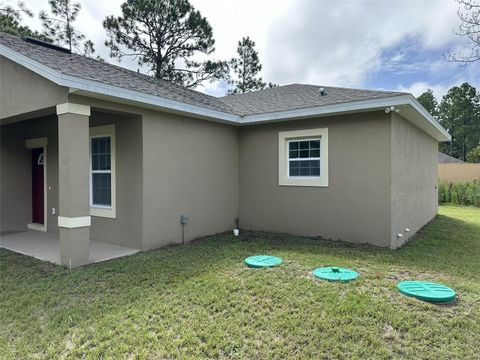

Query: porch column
left=56, top=103, right=91, bottom=268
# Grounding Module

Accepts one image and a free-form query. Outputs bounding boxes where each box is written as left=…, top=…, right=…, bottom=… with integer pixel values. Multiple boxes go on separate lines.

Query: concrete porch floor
left=0, top=230, right=139, bottom=265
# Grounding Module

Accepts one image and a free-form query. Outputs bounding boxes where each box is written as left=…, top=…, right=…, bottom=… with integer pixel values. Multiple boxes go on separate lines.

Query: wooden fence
left=438, top=163, right=480, bottom=184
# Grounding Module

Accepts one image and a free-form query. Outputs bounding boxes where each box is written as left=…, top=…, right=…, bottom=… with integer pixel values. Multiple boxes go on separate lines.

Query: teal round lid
left=397, top=281, right=456, bottom=303
left=312, top=267, right=359, bottom=282
left=245, top=255, right=283, bottom=268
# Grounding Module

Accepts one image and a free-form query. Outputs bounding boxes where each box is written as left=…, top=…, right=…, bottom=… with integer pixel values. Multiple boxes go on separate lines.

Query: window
left=90, top=125, right=116, bottom=218
left=288, top=139, right=321, bottom=177
left=279, top=128, right=329, bottom=187
left=91, top=137, right=111, bottom=206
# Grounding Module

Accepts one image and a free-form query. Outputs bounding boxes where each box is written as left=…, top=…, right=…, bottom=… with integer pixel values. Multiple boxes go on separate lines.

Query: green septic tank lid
left=397, top=281, right=456, bottom=303
left=312, top=267, right=359, bottom=282
left=244, top=255, right=283, bottom=268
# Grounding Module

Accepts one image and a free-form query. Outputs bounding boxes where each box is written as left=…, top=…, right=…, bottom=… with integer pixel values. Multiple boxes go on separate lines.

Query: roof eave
left=0, top=43, right=239, bottom=123
left=407, top=95, right=451, bottom=142
left=240, top=95, right=451, bottom=142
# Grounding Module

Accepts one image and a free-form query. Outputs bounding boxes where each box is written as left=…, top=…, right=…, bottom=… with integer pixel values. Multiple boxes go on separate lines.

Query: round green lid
left=397, top=281, right=456, bottom=303
left=244, top=255, right=283, bottom=268
left=312, top=267, right=359, bottom=282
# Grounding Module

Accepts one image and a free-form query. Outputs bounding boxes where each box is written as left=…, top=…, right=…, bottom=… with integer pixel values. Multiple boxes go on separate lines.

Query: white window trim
left=89, top=125, right=116, bottom=218
left=287, top=138, right=321, bottom=178
left=279, top=128, right=329, bottom=187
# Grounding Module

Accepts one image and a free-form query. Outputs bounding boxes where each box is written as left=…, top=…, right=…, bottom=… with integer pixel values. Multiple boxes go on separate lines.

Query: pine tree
left=103, top=0, right=228, bottom=88
left=0, top=1, right=50, bottom=41
left=467, top=145, right=480, bottom=163
left=438, top=83, right=480, bottom=160
left=228, top=37, right=276, bottom=94
left=39, top=0, right=85, bottom=52
left=417, top=89, right=439, bottom=119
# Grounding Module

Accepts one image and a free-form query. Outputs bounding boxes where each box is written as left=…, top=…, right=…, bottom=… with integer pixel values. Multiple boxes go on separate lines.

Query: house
left=0, top=32, right=451, bottom=267
left=438, top=152, right=464, bottom=163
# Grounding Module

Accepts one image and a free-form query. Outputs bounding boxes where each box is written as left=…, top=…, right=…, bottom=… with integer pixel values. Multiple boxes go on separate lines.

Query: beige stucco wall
left=89, top=111, right=143, bottom=249
left=390, top=112, right=438, bottom=248
left=0, top=59, right=439, bottom=251
left=0, top=56, right=68, bottom=120
left=239, top=112, right=393, bottom=247
left=142, top=111, right=239, bottom=249
left=69, top=95, right=240, bottom=250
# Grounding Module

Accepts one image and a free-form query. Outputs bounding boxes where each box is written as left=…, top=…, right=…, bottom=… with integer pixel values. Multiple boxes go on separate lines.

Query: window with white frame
left=279, top=128, right=329, bottom=187
left=288, top=139, right=321, bottom=177
left=90, top=125, right=116, bottom=218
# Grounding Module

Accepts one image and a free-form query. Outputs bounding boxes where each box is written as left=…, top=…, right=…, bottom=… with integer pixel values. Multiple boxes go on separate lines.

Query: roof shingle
left=218, top=84, right=406, bottom=116
left=0, top=32, right=234, bottom=113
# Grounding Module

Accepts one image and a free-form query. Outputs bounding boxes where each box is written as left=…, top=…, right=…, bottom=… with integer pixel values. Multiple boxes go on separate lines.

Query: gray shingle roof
left=1, top=31, right=407, bottom=117
left=218, top=84, right=407, bottom=116
left=438, top=152, right=464, bottom=163
left=0, top=32, right=234, bottom=113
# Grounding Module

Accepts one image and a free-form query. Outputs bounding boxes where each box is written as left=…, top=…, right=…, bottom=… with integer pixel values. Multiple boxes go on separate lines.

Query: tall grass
left=438, top=181, right=480, bottom=207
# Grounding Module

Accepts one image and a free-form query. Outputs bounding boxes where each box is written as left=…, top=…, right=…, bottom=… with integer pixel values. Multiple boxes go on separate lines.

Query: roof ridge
left=219, top=83, right=302, bottom=99
left=309, top=84, right=407, bottom=95
left=219, top=83, right=407, bottom=100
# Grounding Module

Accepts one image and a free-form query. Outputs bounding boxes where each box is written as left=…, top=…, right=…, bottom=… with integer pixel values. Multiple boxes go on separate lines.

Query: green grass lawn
left=1, top=206, right=479, bottom=359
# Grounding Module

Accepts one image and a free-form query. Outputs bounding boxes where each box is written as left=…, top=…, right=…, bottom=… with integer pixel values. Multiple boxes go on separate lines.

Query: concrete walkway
left=0, top=230, right=139, bottom=265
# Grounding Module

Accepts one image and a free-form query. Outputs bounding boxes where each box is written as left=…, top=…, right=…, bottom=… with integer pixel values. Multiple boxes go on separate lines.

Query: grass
left=1, top=206, right=479, bottom=359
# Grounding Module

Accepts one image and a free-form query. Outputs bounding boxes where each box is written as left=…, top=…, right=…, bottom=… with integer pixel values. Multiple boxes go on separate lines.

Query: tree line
left=417, top=83, right=480, bottom=163
left=0, top=0, right=275, bottom=93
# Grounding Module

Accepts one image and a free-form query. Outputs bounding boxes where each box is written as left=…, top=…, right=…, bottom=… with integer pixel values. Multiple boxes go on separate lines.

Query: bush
left=438, top=181, right=480, bottom=207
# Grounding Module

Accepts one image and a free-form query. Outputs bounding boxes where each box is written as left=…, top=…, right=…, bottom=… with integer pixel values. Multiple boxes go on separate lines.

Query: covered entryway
left=1, top=51, right=144, bottom=268
left=1, top=100, right=143, bottom=268
left=1, top=103, right=93, bottom=268
left=1, top=102, right=136, bottom=268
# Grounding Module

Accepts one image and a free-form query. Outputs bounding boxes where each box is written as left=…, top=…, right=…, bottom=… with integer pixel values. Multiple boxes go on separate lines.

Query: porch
left=0, top=230, right=138, bottom=266
left=1, top=101, right=143, bottom=268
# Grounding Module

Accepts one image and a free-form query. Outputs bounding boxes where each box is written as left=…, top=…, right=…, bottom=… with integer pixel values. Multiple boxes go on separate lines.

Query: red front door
left=32, top=148, right=44, bottom=224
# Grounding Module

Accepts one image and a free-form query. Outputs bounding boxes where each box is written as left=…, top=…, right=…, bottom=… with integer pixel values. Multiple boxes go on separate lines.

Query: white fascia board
left=0, top=44, right=239, bottom=123
left=241, top=95, right=451, bottom=142
left=61, top=74, right=240, bottom=123
left=240, top=95, right=414, bottom=124
left=407, top=96, right=451, bottom=141
left=0, top=43, right=63, bottom=84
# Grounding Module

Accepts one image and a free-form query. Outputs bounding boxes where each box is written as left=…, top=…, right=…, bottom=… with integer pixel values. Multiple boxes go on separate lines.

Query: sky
left=9, top=0, right=480, bottom=99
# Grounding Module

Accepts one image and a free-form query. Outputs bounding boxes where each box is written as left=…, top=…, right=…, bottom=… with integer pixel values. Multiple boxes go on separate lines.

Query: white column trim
left=56, top=102, right=91, bottom=116
left=58, top=216, right=91, bottom=228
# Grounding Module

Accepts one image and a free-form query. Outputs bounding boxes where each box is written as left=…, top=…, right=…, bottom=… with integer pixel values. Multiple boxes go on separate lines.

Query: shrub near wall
left=438, top=181, right=480, bottom=207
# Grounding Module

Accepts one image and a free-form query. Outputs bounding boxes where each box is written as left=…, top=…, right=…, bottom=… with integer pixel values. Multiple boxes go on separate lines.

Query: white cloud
left=12, top=0, right=478, bottom=96
left=396, top=81, right=452, bottom=99
left=264, top=0, right=464, bottom=87
left=201, top=80, right=230, bottom=97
